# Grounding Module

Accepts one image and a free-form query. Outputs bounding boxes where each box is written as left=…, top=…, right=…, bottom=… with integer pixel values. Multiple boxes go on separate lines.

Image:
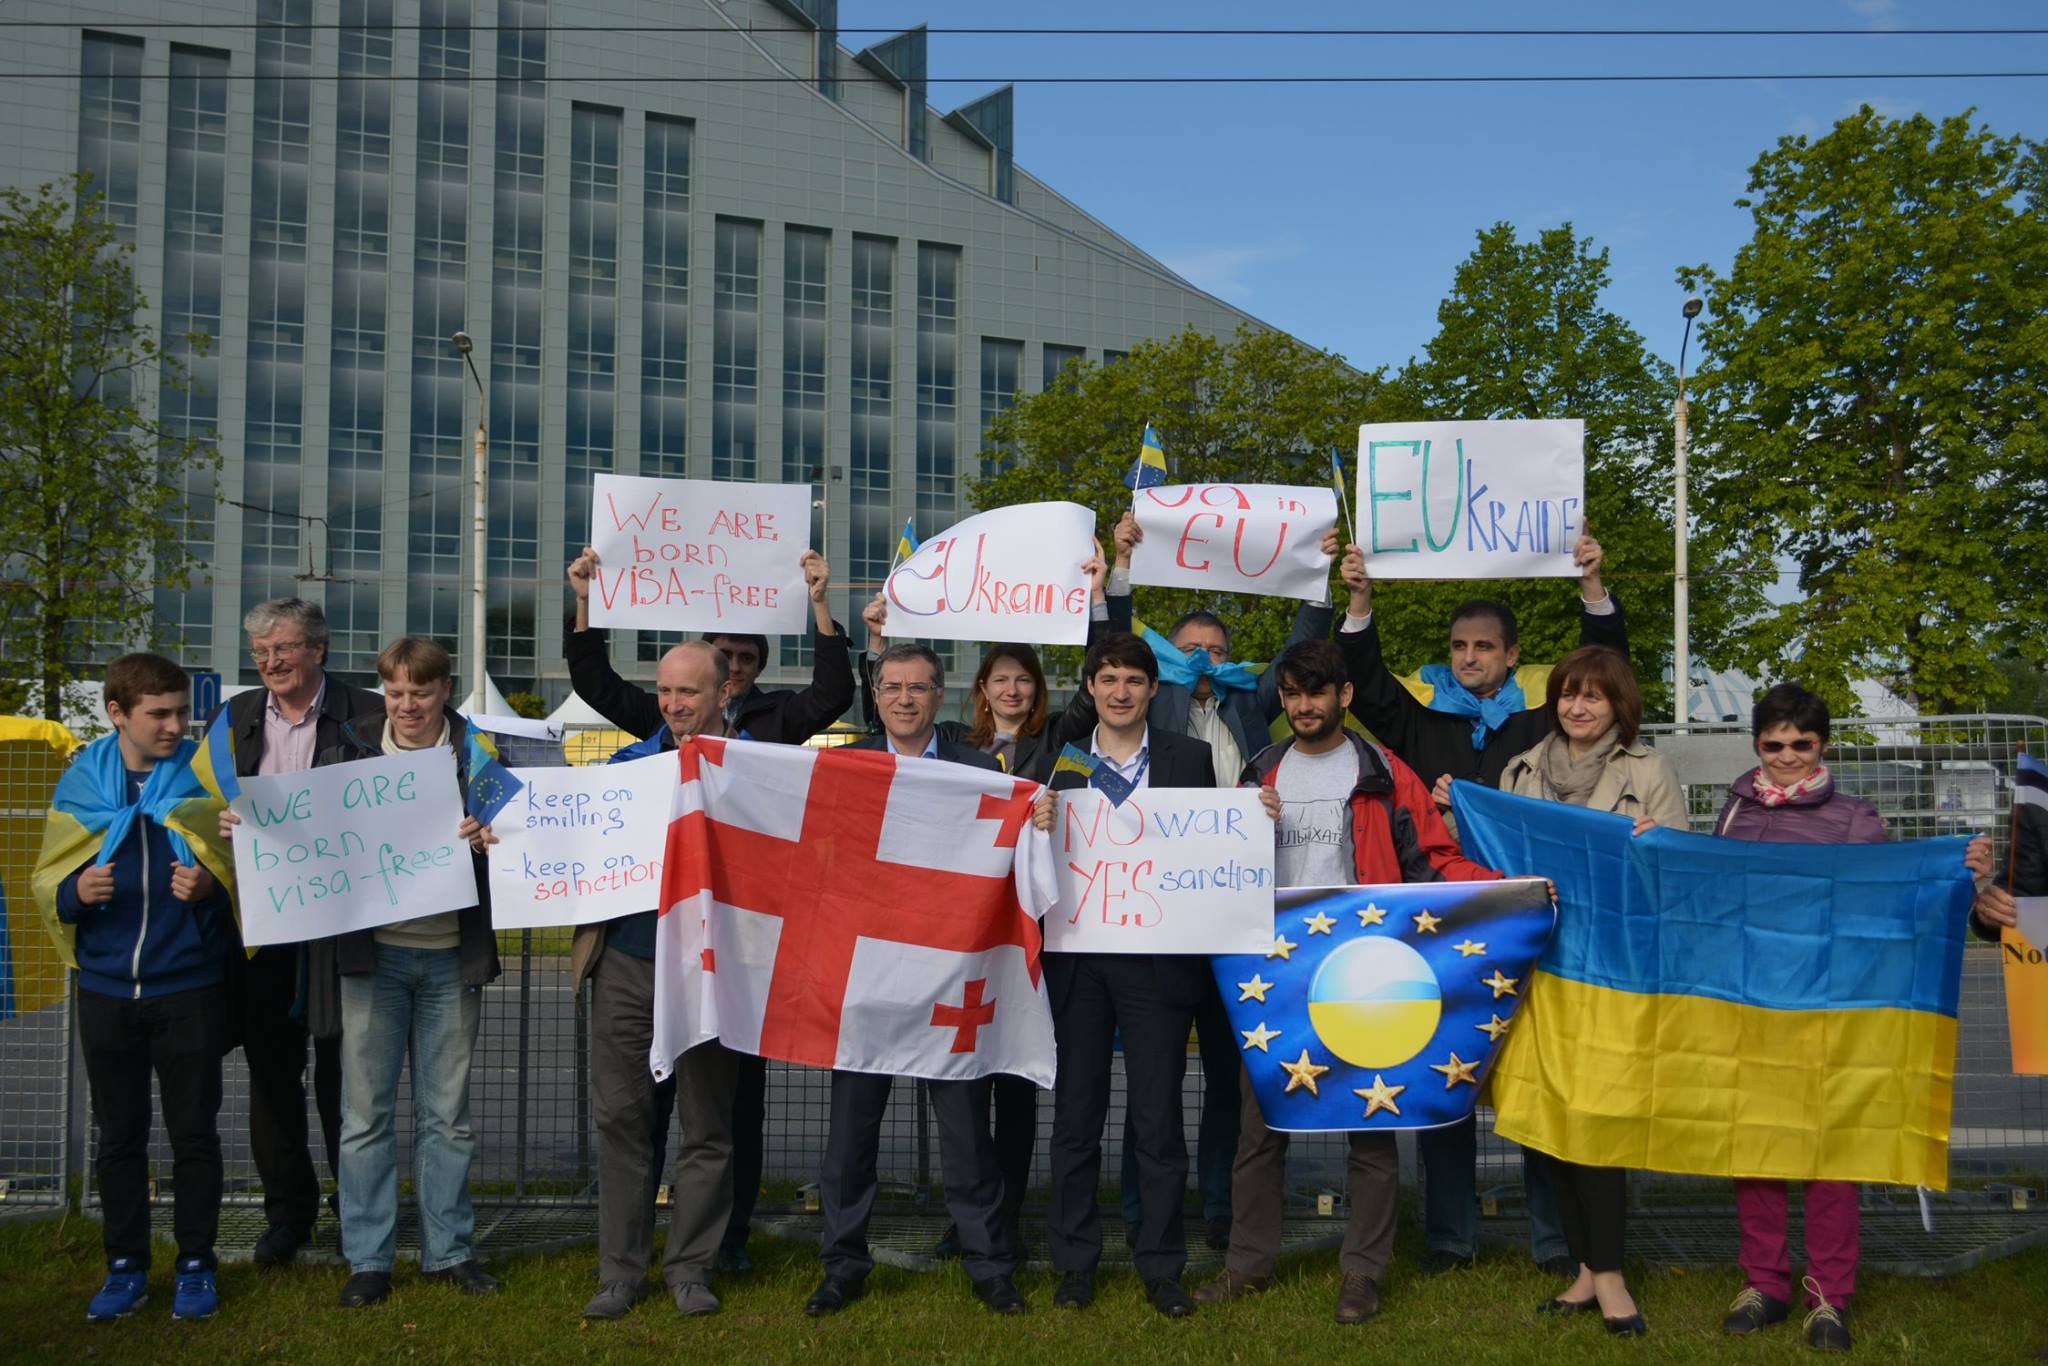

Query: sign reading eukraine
left=1354, top=420, right=1584, bottom=579
left=882, top=502, right=1098, bottom=647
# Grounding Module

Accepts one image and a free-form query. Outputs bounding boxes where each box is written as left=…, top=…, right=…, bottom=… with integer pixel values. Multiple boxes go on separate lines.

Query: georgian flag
left=650, top=736, right=1058, bottom=1086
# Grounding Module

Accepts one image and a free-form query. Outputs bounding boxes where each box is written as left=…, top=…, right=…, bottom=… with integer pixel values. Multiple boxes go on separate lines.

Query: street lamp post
left=451, top=331, right=488, bottom=714
left=1674, top=297, right=1703, bottom=729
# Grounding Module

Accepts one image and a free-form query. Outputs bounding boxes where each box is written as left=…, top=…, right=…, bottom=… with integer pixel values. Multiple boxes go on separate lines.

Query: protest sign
left=1354, top=420, right=1585, bottom=579
left=488, top=752, right=677, bottom=930
left=2007, top=898, right=2048, bottom=1075
left=1129, top=483, right=1338, bottom=602
left=230, top=750, right=477, bottom=947
left=1046, top=788, right=1273, bottom=954
left=882, top=502, right=1097, bottom=646
left=586, top=474, right=811, bottom=634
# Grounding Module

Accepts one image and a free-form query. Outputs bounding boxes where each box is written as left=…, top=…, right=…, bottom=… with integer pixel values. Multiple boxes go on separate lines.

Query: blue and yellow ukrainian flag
left=1123, top=423, right=1168, bottom=491
left=1051, top=743, right=1099, bottom=783
left=1451, top=781, right=1973, bottom=1189
left=190, top=714, right=240, bottom=805
left=1213, top=879, right=1555, bottom=1131
left=894, top=517, right=920, bottom=568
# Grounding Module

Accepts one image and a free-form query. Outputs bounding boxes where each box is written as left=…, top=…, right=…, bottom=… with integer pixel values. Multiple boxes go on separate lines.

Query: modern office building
left=3, top=0, right=1268, bottom=695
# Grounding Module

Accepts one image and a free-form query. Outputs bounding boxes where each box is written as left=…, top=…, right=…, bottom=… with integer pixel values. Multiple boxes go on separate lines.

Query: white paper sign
left=230, top=750, right=478, bottom=947
left=488, top=753, right=677, bottom=930
left=882, top=502, right=1097, bottom=646
left=1129, top=483, right=1337, bottom=602
left=587, top=473, right=811, bottom=634
left=1047, top=788, right=1274, bottom=954
left=1354, top=419, right=1585, bottom=579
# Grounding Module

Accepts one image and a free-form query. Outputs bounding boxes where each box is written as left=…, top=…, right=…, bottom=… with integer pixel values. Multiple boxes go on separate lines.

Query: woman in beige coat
left=1496, top=646, right=1685, bottom=1337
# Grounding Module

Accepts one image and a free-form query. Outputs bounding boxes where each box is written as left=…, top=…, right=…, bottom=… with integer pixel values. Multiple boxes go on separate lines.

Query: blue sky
left=840, top=0, right=2046, bottom=374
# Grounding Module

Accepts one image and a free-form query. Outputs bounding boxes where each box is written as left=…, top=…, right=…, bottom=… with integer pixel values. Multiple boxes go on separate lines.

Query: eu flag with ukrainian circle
left=1450, top=781, right=1973, bottom=1189
left=1213, top=879, right=1555, bottom=1131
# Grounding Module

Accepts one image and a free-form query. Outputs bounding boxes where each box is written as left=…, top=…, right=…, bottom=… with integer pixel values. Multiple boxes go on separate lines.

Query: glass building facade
left=35, top=0, right=1257, bottom=697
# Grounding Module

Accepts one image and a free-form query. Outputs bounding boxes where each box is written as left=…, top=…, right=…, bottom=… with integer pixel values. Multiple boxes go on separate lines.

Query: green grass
left=2, top=1212, right=2041, bottom=1364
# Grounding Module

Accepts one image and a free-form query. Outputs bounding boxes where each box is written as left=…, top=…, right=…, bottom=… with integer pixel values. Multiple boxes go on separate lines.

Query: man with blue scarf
left=33, top=654, right=238, bottom=1323
left=1333, top=531, right=1624, bottom=1279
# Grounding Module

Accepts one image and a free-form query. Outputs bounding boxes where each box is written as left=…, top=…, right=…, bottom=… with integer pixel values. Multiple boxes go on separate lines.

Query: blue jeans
left=338, top=944, right=483, bottom=1274
left=1419, top=1116, right=1569, bottom=1263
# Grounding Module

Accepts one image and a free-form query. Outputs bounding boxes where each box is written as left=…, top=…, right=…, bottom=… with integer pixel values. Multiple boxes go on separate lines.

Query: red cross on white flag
left=651, top=737, right=1058, bottom=1087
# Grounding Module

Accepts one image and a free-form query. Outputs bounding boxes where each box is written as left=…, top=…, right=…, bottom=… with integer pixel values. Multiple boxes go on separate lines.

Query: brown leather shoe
left=1192, top=1269, right=1270, bottom=1305
left=1334, top=1273, right=1380, bottom=1325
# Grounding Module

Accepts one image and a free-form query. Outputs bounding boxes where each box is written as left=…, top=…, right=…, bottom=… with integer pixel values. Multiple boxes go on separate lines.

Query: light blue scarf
left=51, top=734, right=203, bottom=866
left=1418, top=664, right=1527, bottom=750
left=1140, top=625, right=1260, bottom=695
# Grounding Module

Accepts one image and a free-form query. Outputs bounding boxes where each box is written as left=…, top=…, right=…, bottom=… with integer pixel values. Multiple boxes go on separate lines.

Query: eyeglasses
left=249, top=640, right=311, bottom=664
left=1759, top=738, right=1819, bottom=755
left=877, top=682, right=938, bottom=699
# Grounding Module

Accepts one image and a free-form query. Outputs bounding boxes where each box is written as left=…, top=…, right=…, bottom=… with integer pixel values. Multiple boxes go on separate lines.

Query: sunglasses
left=1759, top=739, right=1819, bottom=755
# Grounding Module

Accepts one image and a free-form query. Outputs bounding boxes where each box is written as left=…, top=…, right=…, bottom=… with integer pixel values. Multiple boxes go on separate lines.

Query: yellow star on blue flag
left=1213, top=880, right=1554, bottom=1132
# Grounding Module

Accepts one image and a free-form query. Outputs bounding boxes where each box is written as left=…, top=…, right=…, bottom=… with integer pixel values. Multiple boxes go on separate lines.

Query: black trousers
left=1043, top=951, right=1207, bottom=1285
left=991, top=1074, right=1036, bottom=1230
left=79, top=984, right=227, bottom=1269
left=229, top=945, right=343, bottom=1235
left=1527, top=1150, right=1628, bottom=1273
left=819, top=1071, right=1013, bottom=1283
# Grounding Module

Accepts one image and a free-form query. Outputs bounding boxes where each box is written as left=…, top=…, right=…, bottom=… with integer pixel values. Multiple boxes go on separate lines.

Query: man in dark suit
left=209, top=598, right=383, bottom=1267
left=806, top=643, right=1033, bottom=1319
left=1033, top=630, right=1216, bottom=1318
left=563, top=547, right=854, bottom=1307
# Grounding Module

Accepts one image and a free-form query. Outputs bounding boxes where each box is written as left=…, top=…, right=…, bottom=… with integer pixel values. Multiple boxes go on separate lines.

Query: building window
left=712, top=218, right=761, bottom=482
left=567, top=105, right=621, bottom=572
left=978, top=338, right=1021, bottom=478
left=848, top=234, right=893, bottom=624
left=406, top=0, right=471, bottom=660
left=78, top=33, right=143, bottom=239
left=487, top=0, right=548, bottom=684
left=916, top=245, right=960, bottom=670
left=327, top=0, right=395, bottom=678
left=1042, top=342, right=1084, bottom=391
left=637, top=114, right=693, bottom=662
left=1102, top=348, right=1128, bottom=367
left=242, top=0, right=315, bottom=619
left=780, top=226, right=829, bottom=668
left=155, top=45, right=229, bottom=659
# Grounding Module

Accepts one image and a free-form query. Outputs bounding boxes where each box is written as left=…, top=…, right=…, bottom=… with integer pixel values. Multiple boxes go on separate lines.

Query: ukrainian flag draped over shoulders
left=1450, top=782, right=1971, bottom=1190
left=32, top=735, right=239, bottom=968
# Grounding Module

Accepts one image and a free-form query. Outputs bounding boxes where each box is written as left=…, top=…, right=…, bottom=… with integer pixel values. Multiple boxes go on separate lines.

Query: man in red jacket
left=1195, top=638, right=1497, bottom=1326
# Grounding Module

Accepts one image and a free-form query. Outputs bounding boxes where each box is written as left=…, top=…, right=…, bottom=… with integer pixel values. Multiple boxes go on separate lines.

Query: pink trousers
left=1735, top=1178, right=1859, bottom=1306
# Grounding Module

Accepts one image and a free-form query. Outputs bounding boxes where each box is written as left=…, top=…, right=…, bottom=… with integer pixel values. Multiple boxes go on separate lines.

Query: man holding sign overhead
left=1333, top=526, right=1620, bottom=1278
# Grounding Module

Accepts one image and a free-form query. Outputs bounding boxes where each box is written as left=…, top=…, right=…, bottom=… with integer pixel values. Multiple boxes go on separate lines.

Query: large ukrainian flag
left=1451, top=782, right=1972, bottom=1190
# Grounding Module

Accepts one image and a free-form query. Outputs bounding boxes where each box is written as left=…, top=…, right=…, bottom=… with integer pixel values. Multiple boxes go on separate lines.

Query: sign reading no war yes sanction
left=488, top=752, right=678, bottom=930
left=1129, top=483, right=1338, bottom=602
left=229, top=750, right=477, bottom=946
left=587, top=473, right=813, bottom=634
left=1354, top=419, right=1585, bottom=579
left=1046, top=788, right=1274, bottom=954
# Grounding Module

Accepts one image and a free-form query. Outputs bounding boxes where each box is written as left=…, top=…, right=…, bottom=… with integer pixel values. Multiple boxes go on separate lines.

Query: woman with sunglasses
left=1711, top=683, right=1878, bottom=1352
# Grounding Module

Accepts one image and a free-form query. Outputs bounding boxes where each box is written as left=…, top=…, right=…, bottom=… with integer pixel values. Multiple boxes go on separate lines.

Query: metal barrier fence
left=0, top=713, right=2040, bottom=1261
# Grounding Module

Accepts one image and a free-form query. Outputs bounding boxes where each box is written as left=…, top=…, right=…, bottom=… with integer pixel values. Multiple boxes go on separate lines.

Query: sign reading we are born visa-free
left=587, top=474, right=812, bottom=634
left=1354, top=420, right=1584, bottom=579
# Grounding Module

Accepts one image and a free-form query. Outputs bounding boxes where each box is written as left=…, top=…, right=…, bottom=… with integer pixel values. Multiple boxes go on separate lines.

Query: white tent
left=545, top=691, right=615, bottom=728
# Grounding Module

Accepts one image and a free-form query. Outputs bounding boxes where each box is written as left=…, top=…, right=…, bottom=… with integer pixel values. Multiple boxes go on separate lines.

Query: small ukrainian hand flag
left=894, top=517, right=920, bottom=567
left=1124, top=424, right=1168, bottom=491
left=1051, top=743, right=1099, bottom=783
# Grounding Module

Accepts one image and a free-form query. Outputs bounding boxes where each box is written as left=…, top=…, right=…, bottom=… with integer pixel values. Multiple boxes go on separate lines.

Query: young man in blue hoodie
left=38, top=653, right=237, bottom=1322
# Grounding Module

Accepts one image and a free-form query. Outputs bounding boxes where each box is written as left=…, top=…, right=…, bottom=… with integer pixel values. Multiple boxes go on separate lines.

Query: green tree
left=1381, top=222, right=1724, bottom=715
left=972, top=326, right=1399, bottom=667
left=0, top=174, right=215, bottom=720
left=1678, top=108, right=2048, bottom=713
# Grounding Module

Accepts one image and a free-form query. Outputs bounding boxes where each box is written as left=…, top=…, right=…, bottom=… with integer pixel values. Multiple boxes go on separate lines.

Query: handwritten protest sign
left=1130, top=483, right=1337, bottom=602
left=230, top=750, right=476, bottom=947
left=1047, top=788, right=1273, bottom=954
left=883, top=502, right=1097, bottom=646
left=587, top=474, right=811, bottom=634
left=1354, top=420, right=1585, bottom=579
left=488, top=752, right=676, bottom=930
